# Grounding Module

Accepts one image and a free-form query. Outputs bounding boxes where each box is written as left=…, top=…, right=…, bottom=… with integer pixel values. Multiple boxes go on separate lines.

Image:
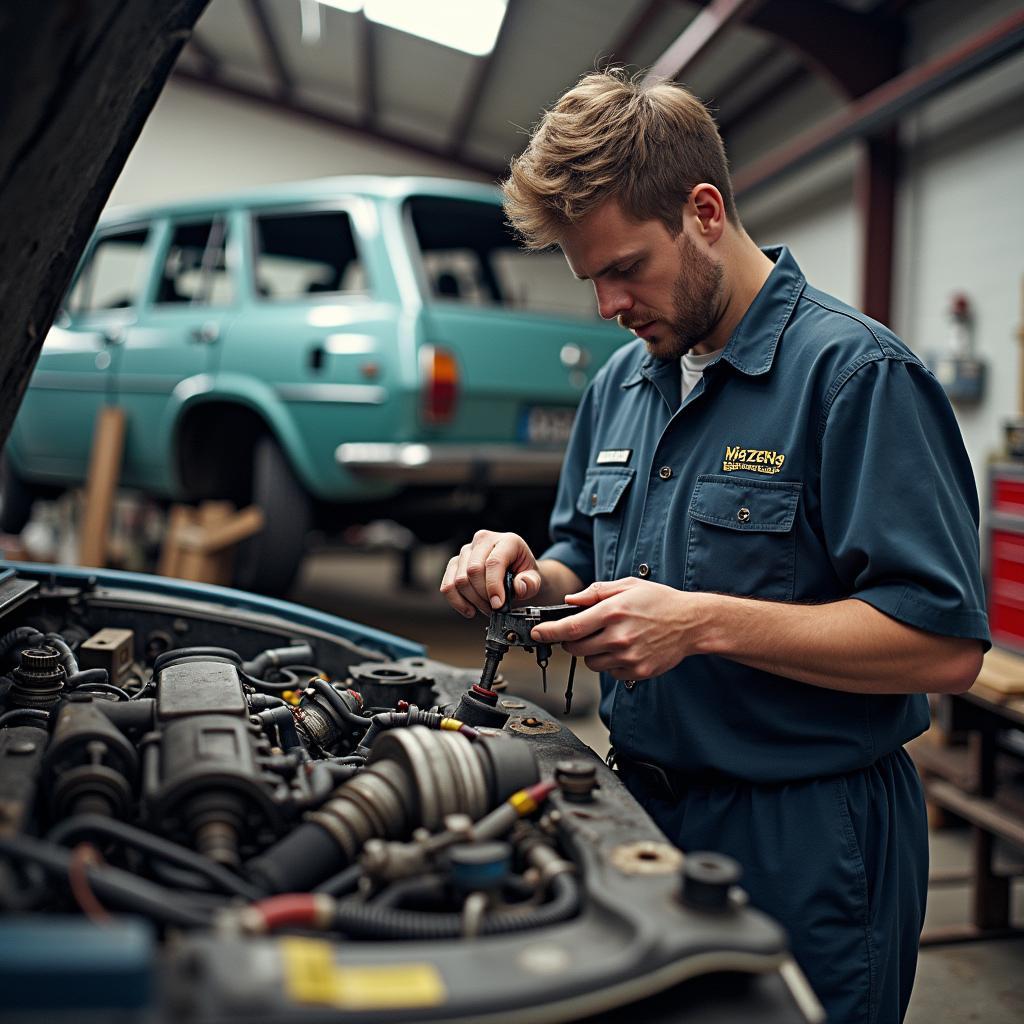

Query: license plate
left=519, top=405, right=576, bottom=446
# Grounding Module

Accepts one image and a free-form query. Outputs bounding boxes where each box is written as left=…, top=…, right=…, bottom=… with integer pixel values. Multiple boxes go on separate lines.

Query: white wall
left=731, top=0, right=1024, bottom=504
left=107, top=77, right=486, bottom=210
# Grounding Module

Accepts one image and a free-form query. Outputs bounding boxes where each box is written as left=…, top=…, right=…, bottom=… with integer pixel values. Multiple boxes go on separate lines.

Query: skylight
left=316, top=1, right=509, bottom=56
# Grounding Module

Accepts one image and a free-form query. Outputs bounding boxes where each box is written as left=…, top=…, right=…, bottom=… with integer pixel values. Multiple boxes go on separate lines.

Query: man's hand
left=530, top=577, right=711, bottom=680
left=439, top=531, right=543, bottom=618
left=532, top=577, right=984, bottom=694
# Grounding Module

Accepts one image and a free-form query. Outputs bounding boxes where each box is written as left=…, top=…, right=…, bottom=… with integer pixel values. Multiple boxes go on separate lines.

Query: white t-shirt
left=680, top=348, right=724, bottom=404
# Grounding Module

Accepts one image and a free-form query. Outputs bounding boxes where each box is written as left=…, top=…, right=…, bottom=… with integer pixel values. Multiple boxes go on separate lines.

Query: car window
left=156, top=217, right=233, bottom=306
left=406, top=196, right=597, bottom=319
left=66, top=226, right=150, bottom=314
left=253, top=210, right=367, bottom=301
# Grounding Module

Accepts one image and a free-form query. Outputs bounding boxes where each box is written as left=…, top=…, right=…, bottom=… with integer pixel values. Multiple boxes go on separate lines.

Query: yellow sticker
left=281, top=937, right=447, bottom=1010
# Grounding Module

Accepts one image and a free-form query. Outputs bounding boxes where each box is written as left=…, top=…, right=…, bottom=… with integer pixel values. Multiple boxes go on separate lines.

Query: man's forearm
left=693, top=593, right=984, bottom=695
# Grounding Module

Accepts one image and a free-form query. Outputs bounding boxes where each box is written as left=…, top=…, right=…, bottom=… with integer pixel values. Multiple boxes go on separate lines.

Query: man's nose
left=595, top=282, right=632, bottom=321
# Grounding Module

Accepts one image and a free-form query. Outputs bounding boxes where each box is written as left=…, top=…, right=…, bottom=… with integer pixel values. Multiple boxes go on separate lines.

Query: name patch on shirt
left=722, top=445, right=787, bottom=475
left=596, top=449, right=633, bottom=465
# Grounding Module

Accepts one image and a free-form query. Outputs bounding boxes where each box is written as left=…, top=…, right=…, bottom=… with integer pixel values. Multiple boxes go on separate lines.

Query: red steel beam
left=733, top=9, right=1024, bottom=198
left=857, top=130, right=899, bottom=324
left=643, top=0, right=765, bottom=84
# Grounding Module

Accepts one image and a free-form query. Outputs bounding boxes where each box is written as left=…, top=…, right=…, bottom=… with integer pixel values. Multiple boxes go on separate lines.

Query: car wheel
left=0, top=455, right=36, bottom=535
left=232, top=438, right=311, bottom=595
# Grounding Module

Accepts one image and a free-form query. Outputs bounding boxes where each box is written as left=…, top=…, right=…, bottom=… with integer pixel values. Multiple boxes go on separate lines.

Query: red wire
left=68, top=843, right=112, bottom=925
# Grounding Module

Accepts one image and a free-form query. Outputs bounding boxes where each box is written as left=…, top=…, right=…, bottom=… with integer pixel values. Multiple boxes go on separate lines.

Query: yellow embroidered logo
left=722, top=445, right=787, bottom=475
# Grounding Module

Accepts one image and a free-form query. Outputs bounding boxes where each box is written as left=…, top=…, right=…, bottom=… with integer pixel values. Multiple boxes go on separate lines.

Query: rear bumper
left=335, top=443, right=564, bottom=484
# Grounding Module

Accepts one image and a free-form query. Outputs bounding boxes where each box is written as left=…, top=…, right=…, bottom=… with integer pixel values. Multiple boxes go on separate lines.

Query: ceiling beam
left=187, top=32, right=222, bottom=79
left=732, top=8, right=1024, bottom=198
left=645, top=0, right=765, bottom=84
left=172, top=69, right=505, bottom=180
left=682, top=0, right=902, bottom=98
left=717, top=62, right=807, bottom=137
left=245, top=0, right=292, bottom=100
left=447, top=0, right=521, bottom=160
left=358, top=11, right=377, bottom=128
left=714, top=0, right=917, bottom=139
left=606, top=0, right=669, bottom=65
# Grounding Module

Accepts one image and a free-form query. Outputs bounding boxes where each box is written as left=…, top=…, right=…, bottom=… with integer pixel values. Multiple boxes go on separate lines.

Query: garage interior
left=1, top=1, right=1023, bottom=1022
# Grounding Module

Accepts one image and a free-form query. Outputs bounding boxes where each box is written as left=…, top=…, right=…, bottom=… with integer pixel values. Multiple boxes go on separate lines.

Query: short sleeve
left=819, top=356, right=990, bottom=647
left=539, top=379, right=599, bottom=587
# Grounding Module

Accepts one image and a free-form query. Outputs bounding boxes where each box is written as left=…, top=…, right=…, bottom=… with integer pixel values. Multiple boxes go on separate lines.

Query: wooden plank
left=78, top=406, right=126, bottom=568
left=157, top=504, right=194, bottom=578
left=926, top=779, right=1024, bottom=849
left=187, top=503, right=262, bottom=552
left=176, top=502, right=232, bottom=584
left=974, top=646, right=1024, bottom=695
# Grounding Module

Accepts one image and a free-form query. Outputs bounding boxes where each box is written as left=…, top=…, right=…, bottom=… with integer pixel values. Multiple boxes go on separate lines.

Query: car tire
left=232, top=437, right=311, bottom=596
left=0, top=455, right=36, bottom=535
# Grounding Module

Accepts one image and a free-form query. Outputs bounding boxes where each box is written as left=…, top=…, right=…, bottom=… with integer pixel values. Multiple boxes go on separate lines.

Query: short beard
left=658, top=231, right=726, bottom=360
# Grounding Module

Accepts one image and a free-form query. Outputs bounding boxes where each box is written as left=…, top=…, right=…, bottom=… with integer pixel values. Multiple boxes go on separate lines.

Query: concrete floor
left=291, top=545, right=1024, bottom=1024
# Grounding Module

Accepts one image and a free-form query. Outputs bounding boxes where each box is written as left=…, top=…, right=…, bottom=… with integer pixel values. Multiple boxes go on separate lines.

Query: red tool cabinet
left=987, top=463, right=1024, bottom=650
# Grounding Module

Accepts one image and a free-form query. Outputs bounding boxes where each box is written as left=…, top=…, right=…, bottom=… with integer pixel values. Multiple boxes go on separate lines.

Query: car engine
left=0, top=564, right=820, bottom=1023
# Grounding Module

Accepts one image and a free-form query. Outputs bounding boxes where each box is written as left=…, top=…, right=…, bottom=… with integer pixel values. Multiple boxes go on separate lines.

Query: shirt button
left=637, top=563, right=650, bottom=577
left=590, top=493, right=598, bottom=508
left=623, top=679, right=637, bottom=691
left=658, top=466, right=672, bottom=480
left=737, top=507, right=751, bottom=523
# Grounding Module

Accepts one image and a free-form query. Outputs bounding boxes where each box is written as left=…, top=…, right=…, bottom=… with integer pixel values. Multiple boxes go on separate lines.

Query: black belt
left=608, top=748, right=737, bottom=802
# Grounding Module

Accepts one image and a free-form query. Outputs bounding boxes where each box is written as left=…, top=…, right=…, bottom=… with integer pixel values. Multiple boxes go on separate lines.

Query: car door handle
left=191, top=322, right=220, bottom=344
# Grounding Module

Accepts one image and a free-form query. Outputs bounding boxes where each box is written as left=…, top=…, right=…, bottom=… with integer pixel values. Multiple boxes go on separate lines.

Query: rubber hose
left=371, top=873, right=447, bottom=909
left=313, top=863, right=364, bottom=897
left=0, top=708, right=49, bottom=729
left=0, top=627, right=43, bottom=662
left=0, top=834, right=214, bottom=928
left=332, top=873, right=580, bottom=940
left=310, top=678, right=371, bottom=732
left=243, top=643, right=315, bottom=678
left=47, top=814, right=263, bottom=900
left=65, top=668, right=110, bottom=689
left=357, top=708, right=445, bottom=752
left=73, top=682, right=132, bottom=701
left=43, top=634, right=79, bottom=677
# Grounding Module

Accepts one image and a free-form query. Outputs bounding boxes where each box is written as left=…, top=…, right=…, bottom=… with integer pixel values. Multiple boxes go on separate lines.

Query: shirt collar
left=621, top=245, right=805, bottom=388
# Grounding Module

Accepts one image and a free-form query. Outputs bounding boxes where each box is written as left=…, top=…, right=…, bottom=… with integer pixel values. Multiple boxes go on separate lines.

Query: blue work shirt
left=543, top=246, right=990, bottom=783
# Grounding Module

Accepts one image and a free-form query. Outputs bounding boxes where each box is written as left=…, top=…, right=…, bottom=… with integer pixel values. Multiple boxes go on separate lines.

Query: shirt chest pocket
left=577, top=466, right=636, bottom=580
left=683, top=474, right=802, bottom=602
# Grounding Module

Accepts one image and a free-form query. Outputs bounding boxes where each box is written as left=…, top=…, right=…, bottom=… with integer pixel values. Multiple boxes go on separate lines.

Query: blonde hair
left=503, top=69, right=737, bottom=250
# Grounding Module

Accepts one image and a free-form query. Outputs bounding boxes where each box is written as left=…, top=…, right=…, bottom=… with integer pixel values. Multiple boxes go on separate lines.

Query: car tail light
left=421, top=345, right=459, bottom=424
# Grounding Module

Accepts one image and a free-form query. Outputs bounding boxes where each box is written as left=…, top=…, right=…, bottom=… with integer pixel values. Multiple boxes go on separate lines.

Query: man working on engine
left=440, top=70, right=988, bottom=1023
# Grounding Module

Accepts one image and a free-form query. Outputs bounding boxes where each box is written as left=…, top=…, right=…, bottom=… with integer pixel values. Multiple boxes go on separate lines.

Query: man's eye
left=620, top=262, right=640, bottom=276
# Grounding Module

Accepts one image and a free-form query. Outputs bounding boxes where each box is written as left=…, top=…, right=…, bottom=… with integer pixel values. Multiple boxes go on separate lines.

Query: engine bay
left=0, top=564, right=818, bottom=1023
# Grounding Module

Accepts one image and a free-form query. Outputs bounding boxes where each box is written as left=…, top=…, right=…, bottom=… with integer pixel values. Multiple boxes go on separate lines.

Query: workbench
left=911, top=647, right=1024, bottom=945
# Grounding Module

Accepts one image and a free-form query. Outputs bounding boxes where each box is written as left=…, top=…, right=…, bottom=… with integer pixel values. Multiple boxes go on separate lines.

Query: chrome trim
left=28, top=372, right=109, bottom=392
left=116, top=374, right=178, bottom=394
left=335, top=442, right=565, bottom=484
left=276, top=383, right=387, bottom=404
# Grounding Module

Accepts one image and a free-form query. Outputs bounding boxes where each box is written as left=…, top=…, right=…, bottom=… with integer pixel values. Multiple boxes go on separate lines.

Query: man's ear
left=689, top=184, right=725, bottom=244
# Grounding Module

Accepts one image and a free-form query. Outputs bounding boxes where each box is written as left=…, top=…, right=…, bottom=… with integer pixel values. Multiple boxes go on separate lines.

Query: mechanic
left=440, top=71, right=989, bottom=1023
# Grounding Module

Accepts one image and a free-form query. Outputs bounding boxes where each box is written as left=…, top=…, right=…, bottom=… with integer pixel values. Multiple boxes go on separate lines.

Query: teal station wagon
left=2, top=177, right=628, bottom=592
